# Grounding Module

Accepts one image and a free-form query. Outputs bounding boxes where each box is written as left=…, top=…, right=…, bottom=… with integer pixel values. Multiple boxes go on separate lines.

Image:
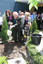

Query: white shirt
left=42, top=17, right=43, bottom=20
left=0, top=16, right=3, bottom=25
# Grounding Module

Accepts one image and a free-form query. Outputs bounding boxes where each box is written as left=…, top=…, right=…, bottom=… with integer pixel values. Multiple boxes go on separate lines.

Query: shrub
left=26, top=30, right=43, bottom=64
left=0, top=56, right=8, bottom=64
left=1, top=15, right=9, bottom=42
left=30, top=18, right=38, bottom=33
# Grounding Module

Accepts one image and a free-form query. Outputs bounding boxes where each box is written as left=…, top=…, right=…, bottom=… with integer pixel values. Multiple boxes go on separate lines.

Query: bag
left=7, top=29, right=12, bottom=36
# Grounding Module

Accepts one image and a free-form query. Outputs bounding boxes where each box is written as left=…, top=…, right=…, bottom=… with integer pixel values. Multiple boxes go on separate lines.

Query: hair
left=13, top=12, right=18, bottom=16
left=5, top=9, right=11, bottom=16
left=25, top=12, right=30, bottom=17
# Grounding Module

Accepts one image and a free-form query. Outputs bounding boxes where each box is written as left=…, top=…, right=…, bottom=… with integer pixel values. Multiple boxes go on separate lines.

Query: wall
left=14, top=2, right=28, bottom=12
left=0, top=0, right=28, bottom=16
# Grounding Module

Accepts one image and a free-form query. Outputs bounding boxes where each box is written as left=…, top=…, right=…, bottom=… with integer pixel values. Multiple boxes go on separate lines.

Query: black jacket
left=11, top=16, right=21, bottom=29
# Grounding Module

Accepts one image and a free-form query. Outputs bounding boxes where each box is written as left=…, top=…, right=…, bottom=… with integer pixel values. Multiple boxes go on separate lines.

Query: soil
left=0, top=40, right=34, bottom=64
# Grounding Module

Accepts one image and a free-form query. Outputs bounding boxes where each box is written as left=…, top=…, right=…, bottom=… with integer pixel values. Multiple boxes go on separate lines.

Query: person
left=18, top=11, right=21, bottom=16
left=36, top=13, right=41, bottom=30
left=41, top=13, right=43, bottom=26
left=5, top=9, right=11, bottom=29
left=0, top=12, right=3, bottom=32
left=23, top=12, right=31, bottom=28
left=23, top=12, right=31, bottom=44
left=5, top=9, right=11, bottom=22
left=11, top=12, right=21, bottom=44
left=30, top=12, right=33, bottom=23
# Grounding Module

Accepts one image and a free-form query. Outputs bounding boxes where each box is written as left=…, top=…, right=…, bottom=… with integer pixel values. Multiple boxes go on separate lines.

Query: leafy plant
left=0, top=56, right=8, bottom=64
left=0, top=32, right=2, bottom=38
left=28, top=0, right=41, bottom=10
left=15, top=0, right=41, bottom=10
left=1, top=15, right=9, bottom=42
left=30, top=18, right=38, bottom=33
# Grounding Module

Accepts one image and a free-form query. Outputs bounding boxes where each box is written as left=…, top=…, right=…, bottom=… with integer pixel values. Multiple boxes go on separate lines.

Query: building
left=0, top=0, right=43, bottom=16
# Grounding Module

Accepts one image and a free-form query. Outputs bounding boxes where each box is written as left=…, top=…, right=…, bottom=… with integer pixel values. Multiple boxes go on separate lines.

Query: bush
left=1, top=15, right=9, bottom=42
left=0, top=56, right=8, bottom=64
left=30, top=18, right=38, bottom=33
left=26, top=30, right=43, bottom=64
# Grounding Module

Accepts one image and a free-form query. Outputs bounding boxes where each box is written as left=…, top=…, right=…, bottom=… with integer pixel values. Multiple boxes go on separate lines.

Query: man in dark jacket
left=11, top=12, right=21, bottom=43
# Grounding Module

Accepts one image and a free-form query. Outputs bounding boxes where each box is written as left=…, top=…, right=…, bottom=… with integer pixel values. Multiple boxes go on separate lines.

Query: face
left=25, top=16, right=28, bottom=20
left=38, top=14, right=40, bottom=17
left=14, top=14, right=18, bottom=19
left=7, top=11, right=9, bottom=16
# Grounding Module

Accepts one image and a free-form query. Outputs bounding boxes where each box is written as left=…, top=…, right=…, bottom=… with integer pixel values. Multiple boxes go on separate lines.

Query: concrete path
left=36, top=31, right=43, bottom=55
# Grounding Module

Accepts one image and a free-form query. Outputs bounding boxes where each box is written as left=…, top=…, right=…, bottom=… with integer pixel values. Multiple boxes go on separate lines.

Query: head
left=12, top=12, right=13, bottom=15
left=35, top=12, right=37, bottom=15
left=33, top=12, right=35, bottom=15
left=38, top=13, right=40, bottom=17
left=19, top=12, right=24, bottom=17
left=25, top=12, right=30, bottom=20
left=13, top=12, right=18, bottom=19
left=5, top=9, right=11, bottom=16
left=18, top=11, right=21, bottom=15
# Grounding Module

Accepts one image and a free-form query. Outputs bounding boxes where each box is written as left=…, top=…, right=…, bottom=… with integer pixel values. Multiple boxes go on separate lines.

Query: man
left=11, top=12, right=21, bottom=43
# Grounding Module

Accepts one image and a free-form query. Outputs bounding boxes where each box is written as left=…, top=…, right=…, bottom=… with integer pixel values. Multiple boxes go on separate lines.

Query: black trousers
left=42, top=20, right=43, bottom=26
left=0, top=26, right=2, bottom=32
left=14, top=27, right=21, bottom=42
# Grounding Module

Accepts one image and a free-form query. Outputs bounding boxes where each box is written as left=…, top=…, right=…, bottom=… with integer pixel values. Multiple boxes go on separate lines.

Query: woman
left=36, top=13, right=41, bottom=30
left=23, top=12, right=31, bottom=29
left=5, top=9, right=11, bottom=29
left=23, top=12, right=31, bottom=44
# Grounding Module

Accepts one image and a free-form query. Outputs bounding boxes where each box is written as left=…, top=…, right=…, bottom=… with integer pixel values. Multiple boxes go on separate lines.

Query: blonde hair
left=25, top=12, right=30, bottom=17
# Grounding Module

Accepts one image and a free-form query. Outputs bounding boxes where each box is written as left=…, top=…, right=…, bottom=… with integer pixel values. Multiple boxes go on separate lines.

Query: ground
left=0, top=40, right=34, bottom=64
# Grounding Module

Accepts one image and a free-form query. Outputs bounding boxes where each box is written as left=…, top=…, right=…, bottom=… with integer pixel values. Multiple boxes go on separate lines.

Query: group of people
left=0, top=9, right=43, bottom=44
left=30, top=11, right=43, bottom=30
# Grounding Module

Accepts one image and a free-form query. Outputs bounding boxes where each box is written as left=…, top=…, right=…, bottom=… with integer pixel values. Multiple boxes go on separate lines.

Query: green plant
left=28, top=0, right=41, bottom=10
left=15, top=0, right=41, bottom=10
left=1, top=15, right=9, bottom=42
left=0, top=32, right=2, bottom=38
left=26, top=30, right=43, bottom=64
left=30, top=18, right=38, bottom=33
left=0, top=56, right=8, bottom=64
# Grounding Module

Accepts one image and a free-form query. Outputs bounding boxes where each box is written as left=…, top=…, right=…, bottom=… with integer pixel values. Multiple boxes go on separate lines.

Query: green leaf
left=29, top=1, right=38, bottom=10
left=34, top=5, right=38, bottom=10
left=29, top=3, right=34, bottom=10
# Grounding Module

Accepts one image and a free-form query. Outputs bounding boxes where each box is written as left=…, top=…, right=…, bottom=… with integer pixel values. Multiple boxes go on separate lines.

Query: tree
left=30, top=18, right=38, bottom=33
left=1, top=15, right=9, bottom=42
